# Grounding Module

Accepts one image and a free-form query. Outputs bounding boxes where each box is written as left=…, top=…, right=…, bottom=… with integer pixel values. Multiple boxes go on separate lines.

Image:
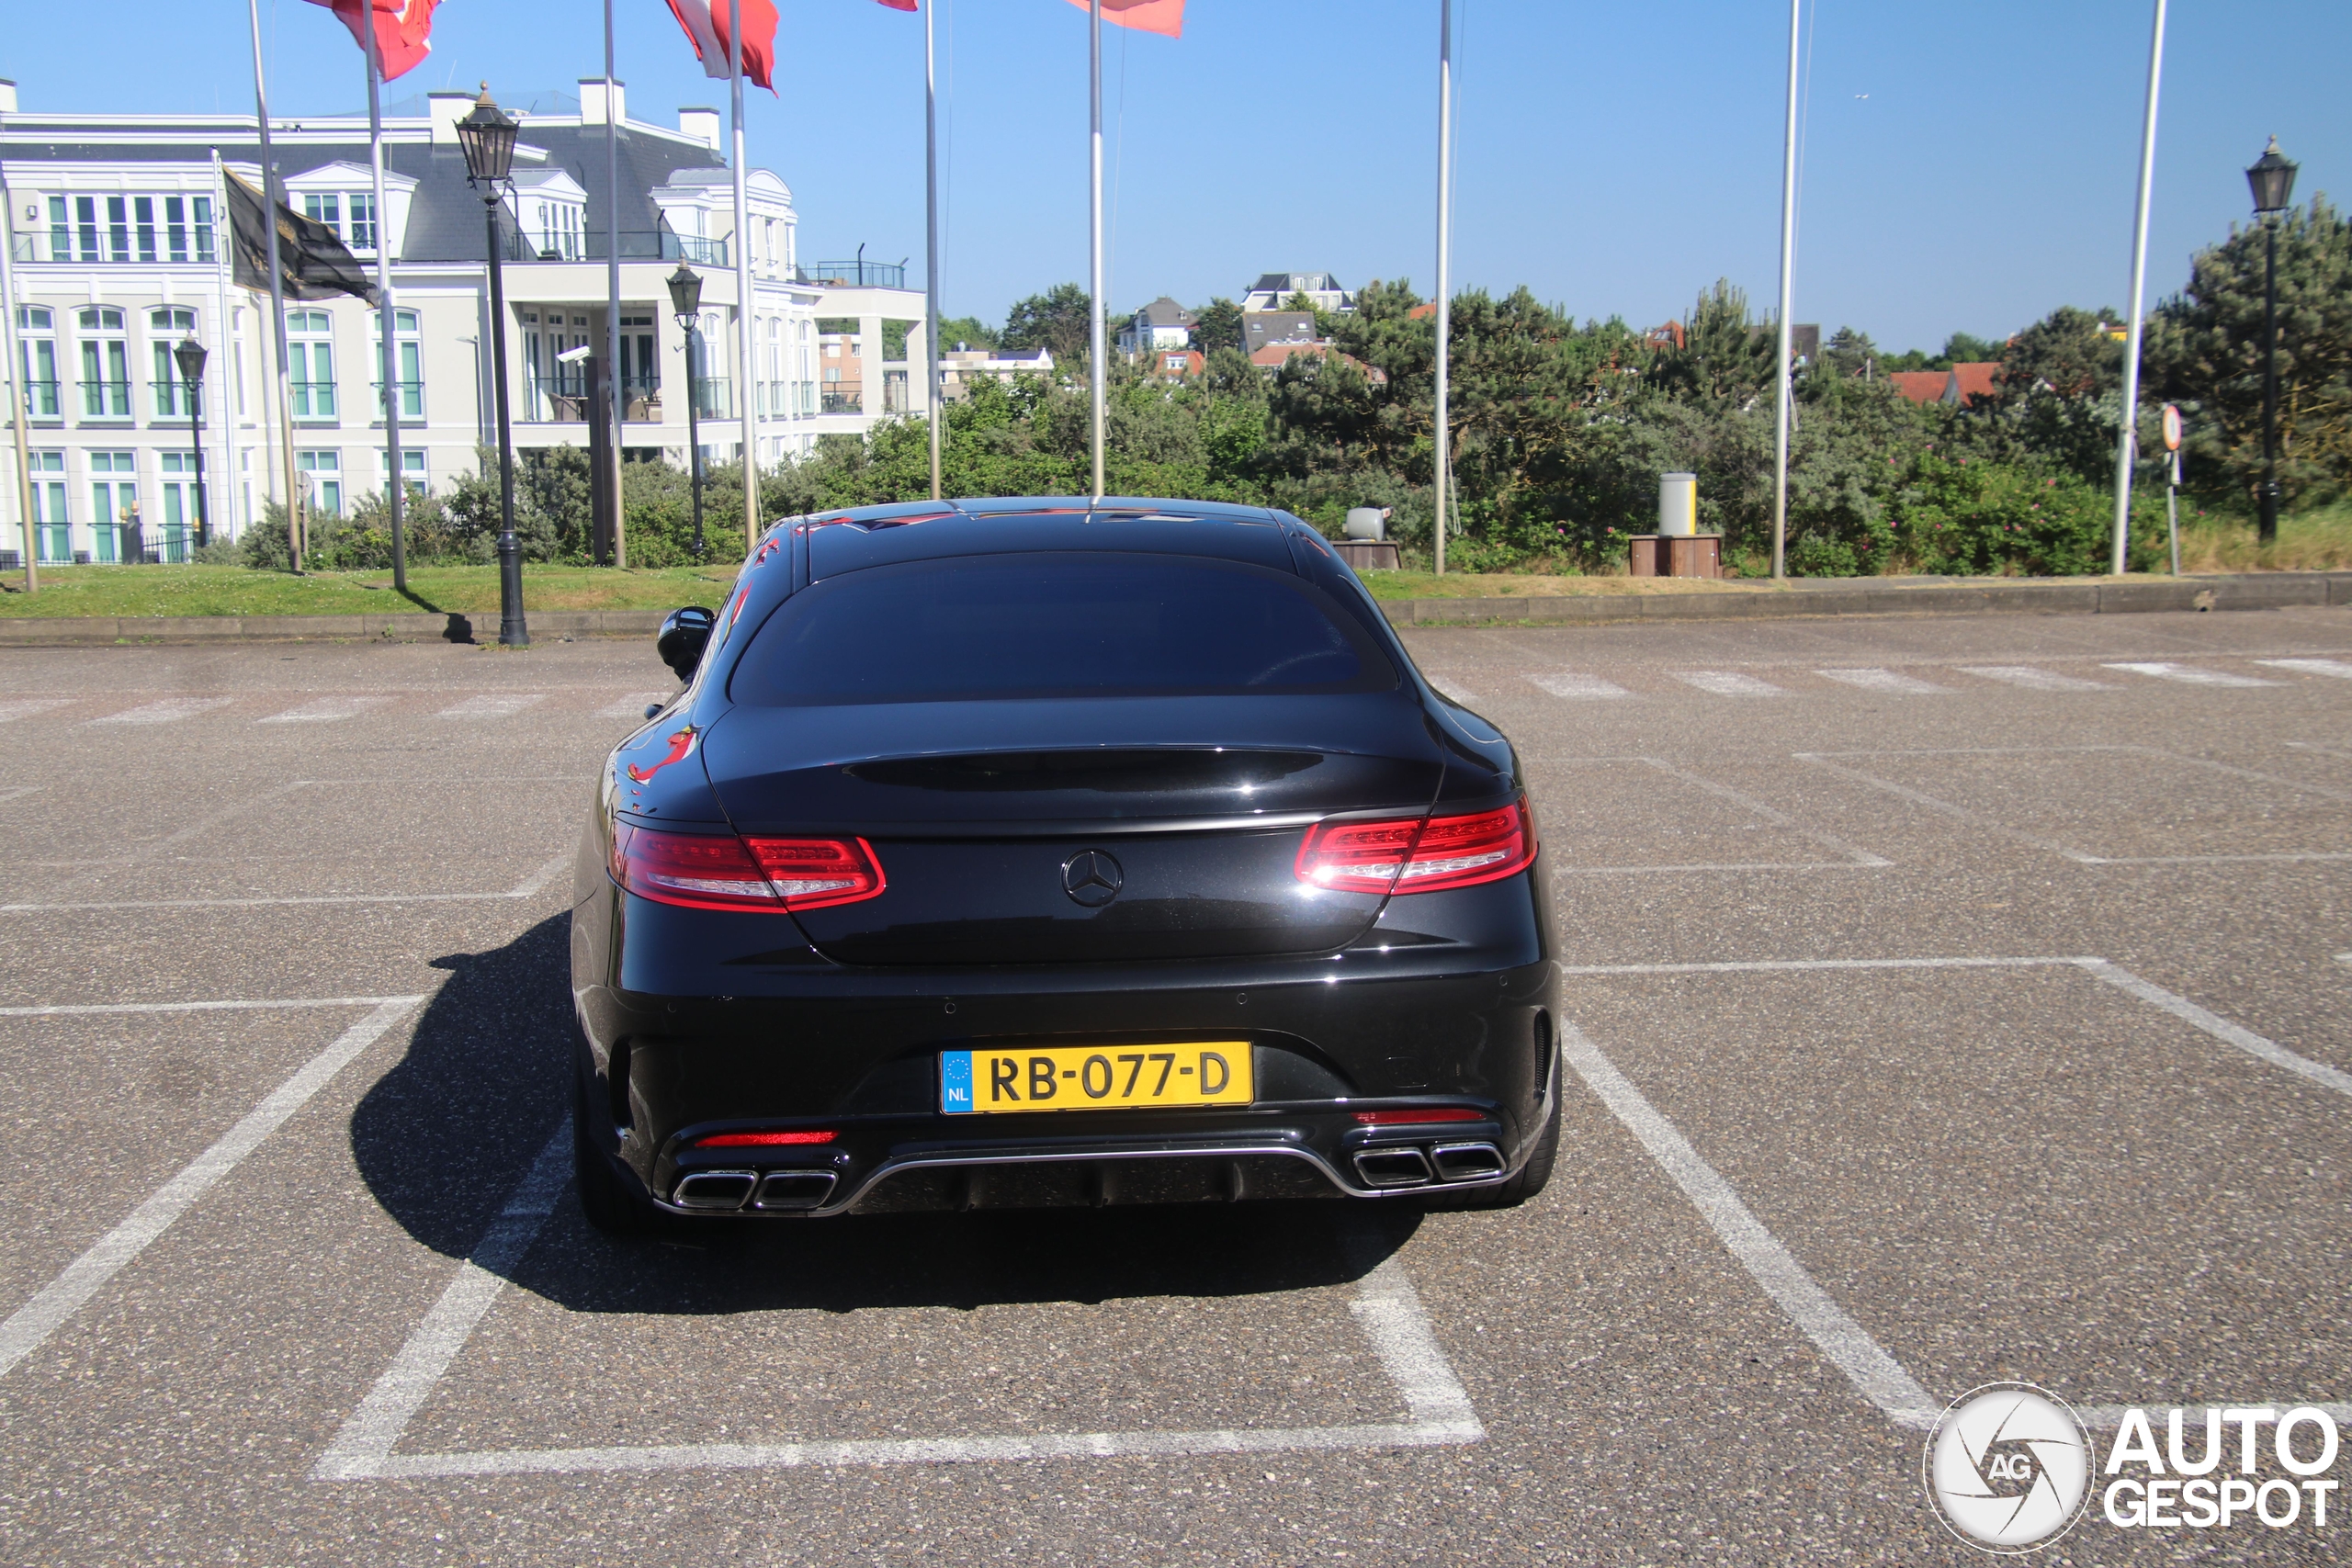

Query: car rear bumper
left=572, top=871, right=1558, bottom=1219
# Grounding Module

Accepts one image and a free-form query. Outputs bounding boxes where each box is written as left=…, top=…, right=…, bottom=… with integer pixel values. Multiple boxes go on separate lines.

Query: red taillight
left=611, top=823, right=886, bottom=913
left=743, top=836, right=887, bottom=909
left=1295, top=797, right=1536, bottom=896
left=1352, top=1108, right=1487, bottom=1126
left=694, top=1129, right=837, bottom=1148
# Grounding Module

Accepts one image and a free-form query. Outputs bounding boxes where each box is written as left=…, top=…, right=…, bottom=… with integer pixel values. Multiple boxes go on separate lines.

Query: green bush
left=1888, top=454, right=2167, bottom=575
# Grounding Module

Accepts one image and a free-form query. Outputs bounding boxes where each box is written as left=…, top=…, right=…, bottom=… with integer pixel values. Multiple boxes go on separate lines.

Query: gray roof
left=1132, top=296, right=1194, bottom=327
left=1242, top=310, right=1318, bottom=347
left=0, top=118, right=729, bottom=265
left=1250, top=271, right=1342, bottom=296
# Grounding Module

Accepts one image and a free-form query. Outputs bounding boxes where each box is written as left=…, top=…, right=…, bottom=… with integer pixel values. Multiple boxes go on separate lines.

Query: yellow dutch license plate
left=940, top=1043, right=1252, bottom=1115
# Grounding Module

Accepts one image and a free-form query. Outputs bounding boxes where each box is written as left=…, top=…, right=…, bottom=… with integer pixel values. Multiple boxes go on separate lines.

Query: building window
left=164, top=196, right=216, bottom=264
left=619, top=313, right=657, bottom=400
left=287, top=310, right=335, bottom=419
left=302, top=194, right=342, bottom=240
left=151, top=307, right=198, bottom=418
left=369, top=306, right=424, bottom=420
left=76, top=307, right=131, bottom=418
left=28, top=451, right=69, bottom=564
left=298, top=450, right=342, bottom=515
left=88, top=450, right=137, bottom=562
left=349, top=193, right=377, bottom=251
left=15, top=307, right=59, bottom=419
left=157, top=452, right=204, bottom=552
left=381, top=447, right=426, bottom=495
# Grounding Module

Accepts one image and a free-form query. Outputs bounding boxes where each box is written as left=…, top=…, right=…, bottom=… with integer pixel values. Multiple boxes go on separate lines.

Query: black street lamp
left=458, top=85, right=529, bottom=647
left=171, top=336, right=210, bottom=552
left=2245, top=135, right=2298, bottom=547
left=667, top=263, right=707, bottom=561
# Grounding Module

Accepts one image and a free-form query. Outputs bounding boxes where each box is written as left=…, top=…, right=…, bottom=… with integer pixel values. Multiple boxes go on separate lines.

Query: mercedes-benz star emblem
left=1062, top=850, right=1124, bottom=908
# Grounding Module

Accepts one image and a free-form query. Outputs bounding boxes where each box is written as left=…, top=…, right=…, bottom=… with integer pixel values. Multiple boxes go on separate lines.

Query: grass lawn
left=0, top=563, right=742, bottom=618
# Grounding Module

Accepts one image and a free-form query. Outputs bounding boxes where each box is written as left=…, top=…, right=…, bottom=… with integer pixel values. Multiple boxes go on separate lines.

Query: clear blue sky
left=6, top=1, right=2346, bottom=352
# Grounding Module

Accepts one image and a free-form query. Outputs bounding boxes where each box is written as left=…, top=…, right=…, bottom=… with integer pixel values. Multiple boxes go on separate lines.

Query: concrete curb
left=0, top=572, right=2344, bottom=646
left=1379, top=571, right=2352, bottom=627
left=0, top=609, right=671, bottom=647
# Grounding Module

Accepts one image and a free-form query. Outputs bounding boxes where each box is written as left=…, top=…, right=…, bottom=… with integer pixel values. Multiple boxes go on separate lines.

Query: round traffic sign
left=2162, top=404, right=2183, bottom=451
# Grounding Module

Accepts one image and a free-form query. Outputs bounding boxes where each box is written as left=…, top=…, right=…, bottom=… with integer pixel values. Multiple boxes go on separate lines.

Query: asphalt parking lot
left=0, top=604, right=2346, bottom=1565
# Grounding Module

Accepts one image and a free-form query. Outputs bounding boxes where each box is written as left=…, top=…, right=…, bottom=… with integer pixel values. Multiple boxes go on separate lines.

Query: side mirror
left=656, top=605, right=717, bottom=681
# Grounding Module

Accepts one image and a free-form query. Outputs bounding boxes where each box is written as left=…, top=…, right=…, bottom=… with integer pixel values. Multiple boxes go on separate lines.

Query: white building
left=0, top=77, right=927, bottom=564
left=1238, top=271, right=1351, bottom=314
left=1116, top=297, right=1193, bottom=357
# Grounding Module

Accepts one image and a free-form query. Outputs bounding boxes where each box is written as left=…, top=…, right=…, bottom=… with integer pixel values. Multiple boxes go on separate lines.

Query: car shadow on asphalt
left=349, top=912, right=1419, bottom=1318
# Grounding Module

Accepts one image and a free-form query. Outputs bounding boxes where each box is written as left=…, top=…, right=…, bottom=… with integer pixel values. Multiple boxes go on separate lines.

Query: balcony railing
left=15, top=380, right=62, bottom=420
left=289, top=381, right=337, bottom=419
left=12, top=232, right=216, bottom=265
left=78, top=380, right=132, bottom=418
left=153, top=384, right=203, bottom=419
left=820, top=389, right=862, bottom=415
left=498, top=231, right=728, bottom=265
left=804, top=259, right=907, bottom=289
left=524, top=374, right=668, bottom=423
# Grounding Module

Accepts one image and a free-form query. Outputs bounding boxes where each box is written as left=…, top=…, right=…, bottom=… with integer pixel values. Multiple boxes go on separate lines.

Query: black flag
left=225, top=169, right=378, bottom=305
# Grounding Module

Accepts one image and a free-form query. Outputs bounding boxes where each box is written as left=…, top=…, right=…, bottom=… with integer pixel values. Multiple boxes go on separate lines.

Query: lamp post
left=457, top=85, right=529, bottom=648
left=667, top=264, right=707, bottom=562
left=172, top=336, right=210, bottom=553
left=2245, top=136, right=2297, bottom=547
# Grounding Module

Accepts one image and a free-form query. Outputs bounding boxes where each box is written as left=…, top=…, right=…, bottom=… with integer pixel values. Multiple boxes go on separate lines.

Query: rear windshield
left=729, top=553, right=1396, bottom=706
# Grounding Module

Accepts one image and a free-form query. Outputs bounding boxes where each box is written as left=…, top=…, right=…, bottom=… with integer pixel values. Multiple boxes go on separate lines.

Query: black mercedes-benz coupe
left=568, top=498, right=1560, bottom=1228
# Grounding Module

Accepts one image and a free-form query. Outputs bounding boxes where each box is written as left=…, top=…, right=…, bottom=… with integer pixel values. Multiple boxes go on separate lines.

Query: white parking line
left=1673, top=671, right=1785, bottom=698
left=2103, top=661, right=2279, bottom=688
left=1956, top=666, right=2112, bottom=692
left=2256, top=658, right=2352, bottom=680
left=0, top=851, right=576, bottom=914
left=435, top=694, right=547, bottom=719
left=1797, top=746, right=2352, bottom=866
left=1557, top=1019, right=1940, bottom=1430
left=1529, top=672, right=1630, bottom=700
left=595, top=692, right=676, bottom=719
left=0, top=996, right=423, bottom=1383
left=0, top=699, right=73, bottom=723
left=1815, top=668, right=1951, bottom=695
left=1557, top=955, right=2352, bottom=1432
left=85, top=697, right=234, bottom=726
left=1548, top=757, right=1890, bottom=874
left=316, top=1132, right=1484, bottom=1481
left=258, top=696, right=392, bottom=724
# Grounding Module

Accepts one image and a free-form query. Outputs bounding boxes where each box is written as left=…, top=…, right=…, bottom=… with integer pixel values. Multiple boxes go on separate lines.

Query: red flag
left=302, top=0, right=441, bottom=82
left=1062, top=0, right=1183, bottom=38
left=874, top=1, right=919, bottom=10
left=666, top=0, right=783, bottom=91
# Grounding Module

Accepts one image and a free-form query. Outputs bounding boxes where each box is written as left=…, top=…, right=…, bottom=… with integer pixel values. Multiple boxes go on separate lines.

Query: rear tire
left=574, top=1066, right=653, bottom=1235
left=1477, top=1078, right=1561, bottom=1208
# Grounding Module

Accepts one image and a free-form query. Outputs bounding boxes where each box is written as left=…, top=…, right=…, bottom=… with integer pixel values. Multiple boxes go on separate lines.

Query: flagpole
left=2111, top=0, right=2166, bottom=576
left=1431, top=0, right=1452, bottom=575
left=924, top=0, right=942, bottom=502
left=1770, top=0, right=1799, bottom=581
left=1088, top=0, right=1104, bottom=502
left=248, top=0, right=302, bottom=572
left=605, top=0, right=628, bottom=568
left=209, top=150, right=236, bottom=547
left=364, top=15, right=406, bottom=592
left=0, top=172, right=38, bottom=591
left=730, top=3, right=758, bottom=552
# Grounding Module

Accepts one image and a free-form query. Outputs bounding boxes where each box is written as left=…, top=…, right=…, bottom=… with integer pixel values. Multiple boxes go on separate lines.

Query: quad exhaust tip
left=753, top=1170, right=838, bottom=1211
left=673, top=1168, right=840, bottom=1212
left=1431, top=1142, right=1506, bottom=1181
left=1353, top=1141, right=1506, bottom=1190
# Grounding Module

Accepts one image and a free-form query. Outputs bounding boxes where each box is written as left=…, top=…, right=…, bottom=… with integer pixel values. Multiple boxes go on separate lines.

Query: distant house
left=940, top=344, right=1056, bottom=400
left=1888, top=362, right=2003, bottom=406
left=1250, top=341, right=1387, bottom=386
left=1118, top=297, right=1196, bottom=356
left=1147, top=349, right=1204, bottom=379
left=1240, top=272, right=1351, bottom=313
left=1242, top=310, right=1319, bottom=355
